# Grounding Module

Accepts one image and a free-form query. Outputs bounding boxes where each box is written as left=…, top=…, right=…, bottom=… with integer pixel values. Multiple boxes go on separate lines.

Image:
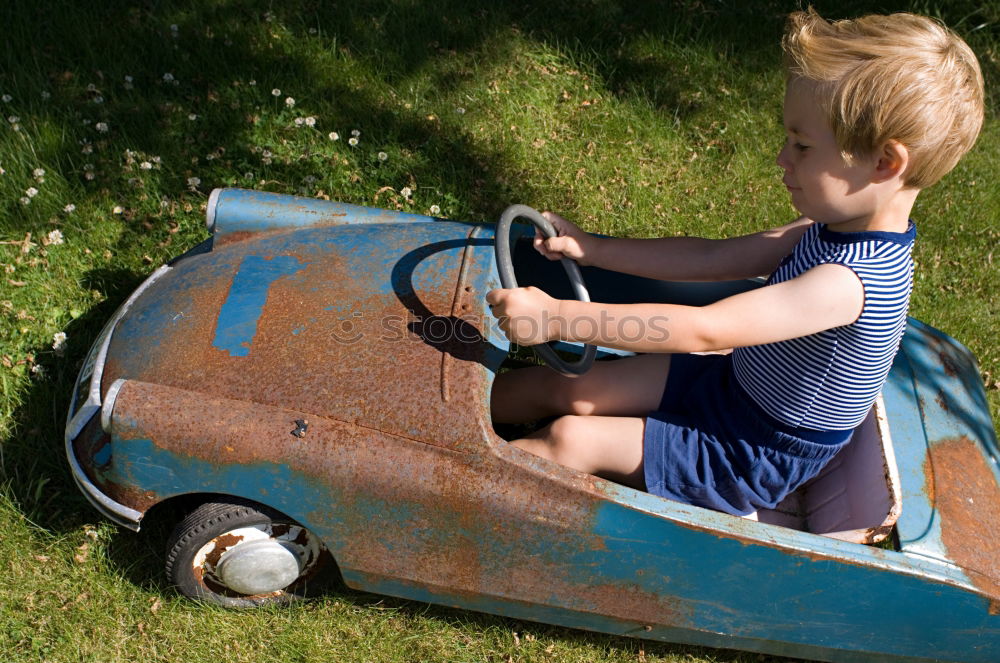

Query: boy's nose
left=776, top=143, right=791, bottom=171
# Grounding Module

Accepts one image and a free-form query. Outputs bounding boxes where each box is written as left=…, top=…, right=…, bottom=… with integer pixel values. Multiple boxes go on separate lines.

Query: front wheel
left=165, top=498, right=331, bottom=607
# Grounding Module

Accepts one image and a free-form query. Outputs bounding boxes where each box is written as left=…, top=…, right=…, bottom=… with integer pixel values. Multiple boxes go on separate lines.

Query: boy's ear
left=872, top=140, right=909, bottom=183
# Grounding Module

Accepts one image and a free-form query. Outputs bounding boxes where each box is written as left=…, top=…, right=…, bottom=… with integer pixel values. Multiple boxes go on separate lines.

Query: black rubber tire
left=165, top=497, right=331, bottom=608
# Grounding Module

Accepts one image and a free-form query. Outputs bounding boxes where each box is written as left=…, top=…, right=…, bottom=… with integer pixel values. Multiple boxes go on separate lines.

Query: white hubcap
left=192, top=523, right=321, bottom=595
left=216, top=539, right=302, bottom=594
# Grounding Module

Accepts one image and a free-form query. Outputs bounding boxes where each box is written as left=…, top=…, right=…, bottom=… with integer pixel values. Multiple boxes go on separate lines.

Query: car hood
left=103, top=220, right=508, bottom=448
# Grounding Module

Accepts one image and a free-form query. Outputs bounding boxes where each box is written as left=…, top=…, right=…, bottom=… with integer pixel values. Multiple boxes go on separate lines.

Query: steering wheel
left=494, top=204, right=597, bottom=377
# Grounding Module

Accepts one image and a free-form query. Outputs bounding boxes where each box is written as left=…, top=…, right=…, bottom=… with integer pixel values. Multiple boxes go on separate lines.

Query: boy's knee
left=550, top=380, right=598, bottom=416
left=546, top=415, right=590, bottom=458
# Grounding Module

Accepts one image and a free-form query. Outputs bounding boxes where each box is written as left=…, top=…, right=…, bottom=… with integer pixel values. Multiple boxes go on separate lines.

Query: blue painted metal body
left=65, top=189, right=1000, bottom=662
left=206, top=187, right=435, bottom=241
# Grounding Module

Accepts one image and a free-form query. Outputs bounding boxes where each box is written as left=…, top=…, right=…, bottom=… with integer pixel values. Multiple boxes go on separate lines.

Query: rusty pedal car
left=65, top=189, right=1000, bottom=662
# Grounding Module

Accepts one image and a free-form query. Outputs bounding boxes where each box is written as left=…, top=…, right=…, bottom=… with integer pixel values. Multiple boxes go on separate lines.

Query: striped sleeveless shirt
left=732, top=221, right=916, bottom=431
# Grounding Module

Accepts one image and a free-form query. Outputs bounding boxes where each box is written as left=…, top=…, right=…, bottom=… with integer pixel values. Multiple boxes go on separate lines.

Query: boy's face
left=777, top=79, right=879, bottom=227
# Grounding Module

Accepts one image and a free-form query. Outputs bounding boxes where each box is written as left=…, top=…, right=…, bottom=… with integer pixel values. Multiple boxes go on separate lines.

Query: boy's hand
left=534, top=212, right=595, bottom=264
left=486, top=286, right=561, bottom=345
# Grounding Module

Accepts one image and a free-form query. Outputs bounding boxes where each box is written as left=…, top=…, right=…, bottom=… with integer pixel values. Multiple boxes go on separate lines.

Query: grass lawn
left=1, top=1, right=997, bottom=661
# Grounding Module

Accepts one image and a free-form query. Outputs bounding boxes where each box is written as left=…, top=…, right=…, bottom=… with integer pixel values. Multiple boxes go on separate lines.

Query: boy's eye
left=794, top=143, right=809, bottom=151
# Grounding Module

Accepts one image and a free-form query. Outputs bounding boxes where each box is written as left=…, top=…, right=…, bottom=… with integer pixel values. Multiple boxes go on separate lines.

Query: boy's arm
left=488, top=262, right=864, bottom=353
left=543, top=214, right=814, bottom=281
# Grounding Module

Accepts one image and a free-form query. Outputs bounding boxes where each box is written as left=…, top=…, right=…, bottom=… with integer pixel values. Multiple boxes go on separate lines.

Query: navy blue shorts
left=643, top=353, right=851, bottom=516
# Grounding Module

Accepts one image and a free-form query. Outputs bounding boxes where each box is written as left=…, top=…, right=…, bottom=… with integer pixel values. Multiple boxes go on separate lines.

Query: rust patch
left=925, top=333, right=961, bottom=378
left=926, top=436, right=1000, bottom=602
left=101, top=477, right=160, bottom=513
left=213, top=230, right=260, bottom=246
left=104, top=226, right=494, bottom=453
left=939, top=350, right=960, bottom=378
left=204, top=532, right=244, bottom=568
left=935, top=389, right=952, bottom=414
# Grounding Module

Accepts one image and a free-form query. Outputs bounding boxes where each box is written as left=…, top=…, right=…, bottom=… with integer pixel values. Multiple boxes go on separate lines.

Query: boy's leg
left=513, top=415, right=647, bottom=489
left=491, top=353, right=671, bottom=423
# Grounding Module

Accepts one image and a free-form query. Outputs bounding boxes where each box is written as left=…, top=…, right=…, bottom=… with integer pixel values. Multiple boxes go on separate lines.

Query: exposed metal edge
left=875, top=393, right=904, bottom=526
left=65, top=417, right=143, bottom=531
left=206, top=187, right=222, bottom=233
left=101, top=378, right=127, bottom=432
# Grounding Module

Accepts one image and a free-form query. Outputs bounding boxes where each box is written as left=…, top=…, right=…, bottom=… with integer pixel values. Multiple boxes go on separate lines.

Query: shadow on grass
left=2, top=0, right=995, bottom=232
left=0, top=267, right=147, bottom=529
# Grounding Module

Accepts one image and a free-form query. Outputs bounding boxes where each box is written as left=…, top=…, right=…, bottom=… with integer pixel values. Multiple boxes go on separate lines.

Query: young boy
left=486, top=9, right=985, bottom=516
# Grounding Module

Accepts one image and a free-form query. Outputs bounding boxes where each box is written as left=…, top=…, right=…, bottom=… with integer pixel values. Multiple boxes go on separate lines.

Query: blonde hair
left=782, top=8, right=985, bottom=188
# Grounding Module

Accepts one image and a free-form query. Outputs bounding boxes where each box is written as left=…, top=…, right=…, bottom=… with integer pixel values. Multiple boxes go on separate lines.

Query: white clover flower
left=81, top=143, right=93, bottom=154
left=328, top=131, right=339, bottom=141
left=124, top=75, right=134, bottom=90
left=1, top=94, right=11, bottom=103
left=188, top=113, right=198, bottom=121
left=33, top=168, right=45, bottom=178
left=304, top=116, right=316, bottom=127
left=248, top=79, right=257, bottom=86
left=187, top=176, right=201, bottom=188
left=25, top=187, right=38, bottom=198
left=31, top=364, right=46, bottom=378
left=85, top=172, right=96, bottom=180
left=7, top=115, right=19, bottom=124
left=348, top=137, right=358, bottom=146
left=152, top=155, right=161, bottom=163
left=0, top=165, right=5, bottom=175
left=271, top=88, right=281, bottom=96
left=20, top=196, right=30, bottom=205
left=377, top=151, right=387, bottom=162
left=52, top=331, right=67, bottom=355
left=63, top=204, right=76, bottom=214
left=95, top=122, right=109, bottom=133
left=170, top=23, right=179, bottom=33
left=163, top=72, right=175, bottom=82
left=83, top=163, right=94, bottom=171
left=46, top=229, right=64, bottom=244
left=293, top=117, right=304, bottom=126
left=140, top=161, right=153, bottom=170
left=93, top=95, right=104, bottom=104
left=456, top=107, right=466, bottom=114
left=113, top=205, right=124, bottom=214
left=351, top=129, right=360, bottom=137
left=40, top=91, right=51, bottom=100
left=401, top=186, right=412, bottom=198
left=124, top=75, right=133, bottom=82
left=285, top=96, right=295, bottom=108
left=87, top=83, right=98, bottom=92
left=430, top=204, right=441, bottom=215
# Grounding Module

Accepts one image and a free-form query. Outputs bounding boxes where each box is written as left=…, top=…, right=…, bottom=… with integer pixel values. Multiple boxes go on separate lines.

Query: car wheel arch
left=157, top=494, right=338, bottom=607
